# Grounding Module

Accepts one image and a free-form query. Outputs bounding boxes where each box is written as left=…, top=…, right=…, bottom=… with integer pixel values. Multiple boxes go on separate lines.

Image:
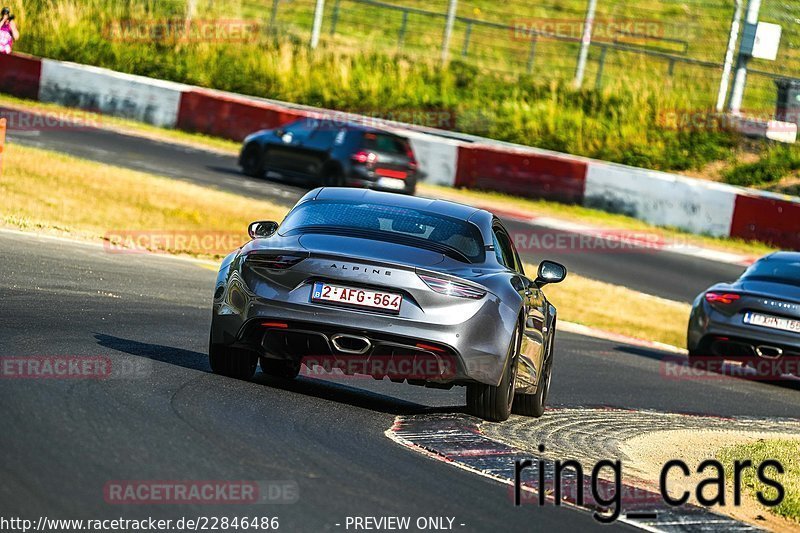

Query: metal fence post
left=595, top=45, right=608, bottom=89
left=441, top=0, right=458, bottom=64
left=398, top=10, right=409, bottom=48
left=574, top=0, right=598, bottom=87
left=729, top=0, right=762, bottom=113
left=310, top=0, right=326, bottom=49
left=330, top=0, right=340, bottom=35
left=526, top=35, right=538, bottom=74
left=716, top=0, right=744, bottom=112
left=461, top=21, right=473, bottom=57
left=269, top=0, right=280, bottom=28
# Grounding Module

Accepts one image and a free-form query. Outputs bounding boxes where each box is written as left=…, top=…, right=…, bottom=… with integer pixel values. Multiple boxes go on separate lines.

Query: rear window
left=361, top=133, right=406, bottom=154
left=742, top=257, right=800, bottom=286
left=280, top=200, right=484, bottom=262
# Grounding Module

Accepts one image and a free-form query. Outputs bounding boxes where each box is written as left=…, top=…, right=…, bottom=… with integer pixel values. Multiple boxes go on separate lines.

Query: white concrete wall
left=38, top=60, right=188, bottom=128
left=403, top=131, right=460, bottom=187
left=584, top=162, right=738, bottom=237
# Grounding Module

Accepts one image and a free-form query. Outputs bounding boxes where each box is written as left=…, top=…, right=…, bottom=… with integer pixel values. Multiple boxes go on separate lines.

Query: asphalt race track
left=3, top=107, right=746, bottom=303
left=2, top=230, right=799, bottom=531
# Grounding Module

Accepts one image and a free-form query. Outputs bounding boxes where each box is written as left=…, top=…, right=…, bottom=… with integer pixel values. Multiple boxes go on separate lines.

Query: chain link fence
left=197, top=0, right=797, bottom=122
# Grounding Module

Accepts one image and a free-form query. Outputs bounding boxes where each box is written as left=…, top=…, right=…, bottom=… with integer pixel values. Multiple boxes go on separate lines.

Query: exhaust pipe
left=331, top=334, right=372, bottom=355
left=755, top=345, right=783, bottom=360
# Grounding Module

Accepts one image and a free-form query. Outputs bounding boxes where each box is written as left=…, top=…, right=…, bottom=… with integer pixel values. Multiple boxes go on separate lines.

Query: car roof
left=308, top=187, right=485, bottom=221
left=289, top=117, right=406, bottom=137
left=760, top=251, right=800, bottom=262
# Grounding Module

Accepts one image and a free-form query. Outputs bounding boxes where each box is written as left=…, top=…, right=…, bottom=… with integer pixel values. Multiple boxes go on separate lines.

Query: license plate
left=744, top=312, right=800, bottom=333
left=312, top=282, right=402, bottom=313
left=377, top=177, right=406, bottom=190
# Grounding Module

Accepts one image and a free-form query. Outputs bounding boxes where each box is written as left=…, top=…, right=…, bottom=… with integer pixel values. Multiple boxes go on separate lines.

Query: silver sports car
left=209, top=188, right=567, bottom=421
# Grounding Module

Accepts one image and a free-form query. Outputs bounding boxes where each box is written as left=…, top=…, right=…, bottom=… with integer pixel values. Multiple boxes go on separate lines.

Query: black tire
left=466, top=325, right=520, bottom=422
left=259, top=356, right=301, bottom=379
left=513, top=334, right=553, bottom=418
left=209, top=343, right=257, bottom=380
left=241, top=144, right=264, bottom=178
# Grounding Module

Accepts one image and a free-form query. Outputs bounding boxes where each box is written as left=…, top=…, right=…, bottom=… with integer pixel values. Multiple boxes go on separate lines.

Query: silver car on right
left=687, top=252, right=800, bottom=376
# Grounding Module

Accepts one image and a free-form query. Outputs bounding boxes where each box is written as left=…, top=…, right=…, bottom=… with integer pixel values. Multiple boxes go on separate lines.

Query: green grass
left=718, top=440, right=800, bottom=523
left=10, top=0, right=800, bottom=184
left=0, top=143, right=286, bottom=258
left=724, top=145, right=800, bottom=187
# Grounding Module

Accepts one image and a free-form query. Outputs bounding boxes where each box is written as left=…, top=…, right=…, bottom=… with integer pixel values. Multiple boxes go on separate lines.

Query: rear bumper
left=211, top=295, right=512, bottom=387
left=347, top=167, right=416, bottom=194
left=690, top=303, right=800, bottom=353
left=689, top=303, right=800, bottom=374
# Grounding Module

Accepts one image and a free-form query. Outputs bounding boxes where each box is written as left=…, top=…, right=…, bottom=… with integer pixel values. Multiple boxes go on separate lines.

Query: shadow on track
left=614, top=344, right=800, bottom=392
left=93, top=333, right=464, bottom=417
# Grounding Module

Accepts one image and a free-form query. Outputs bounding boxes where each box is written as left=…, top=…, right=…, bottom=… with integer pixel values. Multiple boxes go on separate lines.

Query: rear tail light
left=246, top=252, right=307, bottom=269
left=404, top=142, right=418, bottom=171
left=261, top=321, right=288, bottom=328
left=352, top=150, right=378, bottom=168
left=418, top=273, right=486, bottom=300
left=705, top=292, right=740, bottom=305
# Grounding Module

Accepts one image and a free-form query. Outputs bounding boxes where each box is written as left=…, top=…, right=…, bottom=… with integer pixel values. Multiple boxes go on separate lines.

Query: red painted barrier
left=454, top=145, right=587, bottom=204
left=0, top=53, right=42, bottom=100
left=177, top=89, right=309, bottom=141
left=729, top=193, right=800, bottom=250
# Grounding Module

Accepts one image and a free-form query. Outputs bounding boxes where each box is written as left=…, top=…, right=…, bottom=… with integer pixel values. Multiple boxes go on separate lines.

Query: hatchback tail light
left=705, top=292, right=740, bottom=305
left=246, top=252, right=307, bottom=269
left=404, top=142, right=418, bottom=171
left=418, top=273, right=486, bottom=299
left=352, top=151, right=378, bottom=168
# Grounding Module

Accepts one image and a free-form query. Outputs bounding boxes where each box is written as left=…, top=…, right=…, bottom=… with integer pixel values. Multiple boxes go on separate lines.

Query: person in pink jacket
left=0, top=7, right=19, bottom=55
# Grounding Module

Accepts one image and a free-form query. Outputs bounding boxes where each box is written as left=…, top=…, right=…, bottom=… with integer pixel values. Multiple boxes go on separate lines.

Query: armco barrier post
left=0, top=118, right=6, bottom=175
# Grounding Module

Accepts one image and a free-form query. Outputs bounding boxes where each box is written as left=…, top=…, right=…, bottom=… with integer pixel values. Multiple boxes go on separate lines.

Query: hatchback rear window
left=361, top=133, right=406, bottom=154
left=280, top=200, right=484, bottom=262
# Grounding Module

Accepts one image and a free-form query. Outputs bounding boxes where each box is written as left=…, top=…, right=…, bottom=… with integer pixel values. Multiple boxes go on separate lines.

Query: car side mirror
left=274, top=129, right=284, bottom=138
left=535, top=260, right=567, bottom=286
left=248, top=221, right=279, bottom=239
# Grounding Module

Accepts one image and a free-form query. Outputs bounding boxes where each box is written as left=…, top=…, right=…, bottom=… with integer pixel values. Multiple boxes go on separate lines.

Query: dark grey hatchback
left=239, top=118, right=418, bottom=195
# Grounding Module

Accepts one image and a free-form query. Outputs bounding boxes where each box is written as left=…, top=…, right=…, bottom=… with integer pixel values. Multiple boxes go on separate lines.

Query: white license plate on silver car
left=744, top=312, right=800, bottom=333
left=312, top=282, right=402, bottom=313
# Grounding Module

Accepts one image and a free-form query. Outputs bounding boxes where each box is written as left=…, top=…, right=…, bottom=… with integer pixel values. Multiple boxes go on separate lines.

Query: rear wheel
left=466, top=326, right=520, bottom=422
left=241, top=144, right=264, bottom=178
left=513, top=335, right=553, bottom=418
left=209, top=343, right=257, bottom=380
left=260, top=356, right=301, bottom=379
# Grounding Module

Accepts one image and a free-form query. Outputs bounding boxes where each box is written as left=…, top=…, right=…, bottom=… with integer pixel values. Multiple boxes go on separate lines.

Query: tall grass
left=11, top=0, right=790, bottom=177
